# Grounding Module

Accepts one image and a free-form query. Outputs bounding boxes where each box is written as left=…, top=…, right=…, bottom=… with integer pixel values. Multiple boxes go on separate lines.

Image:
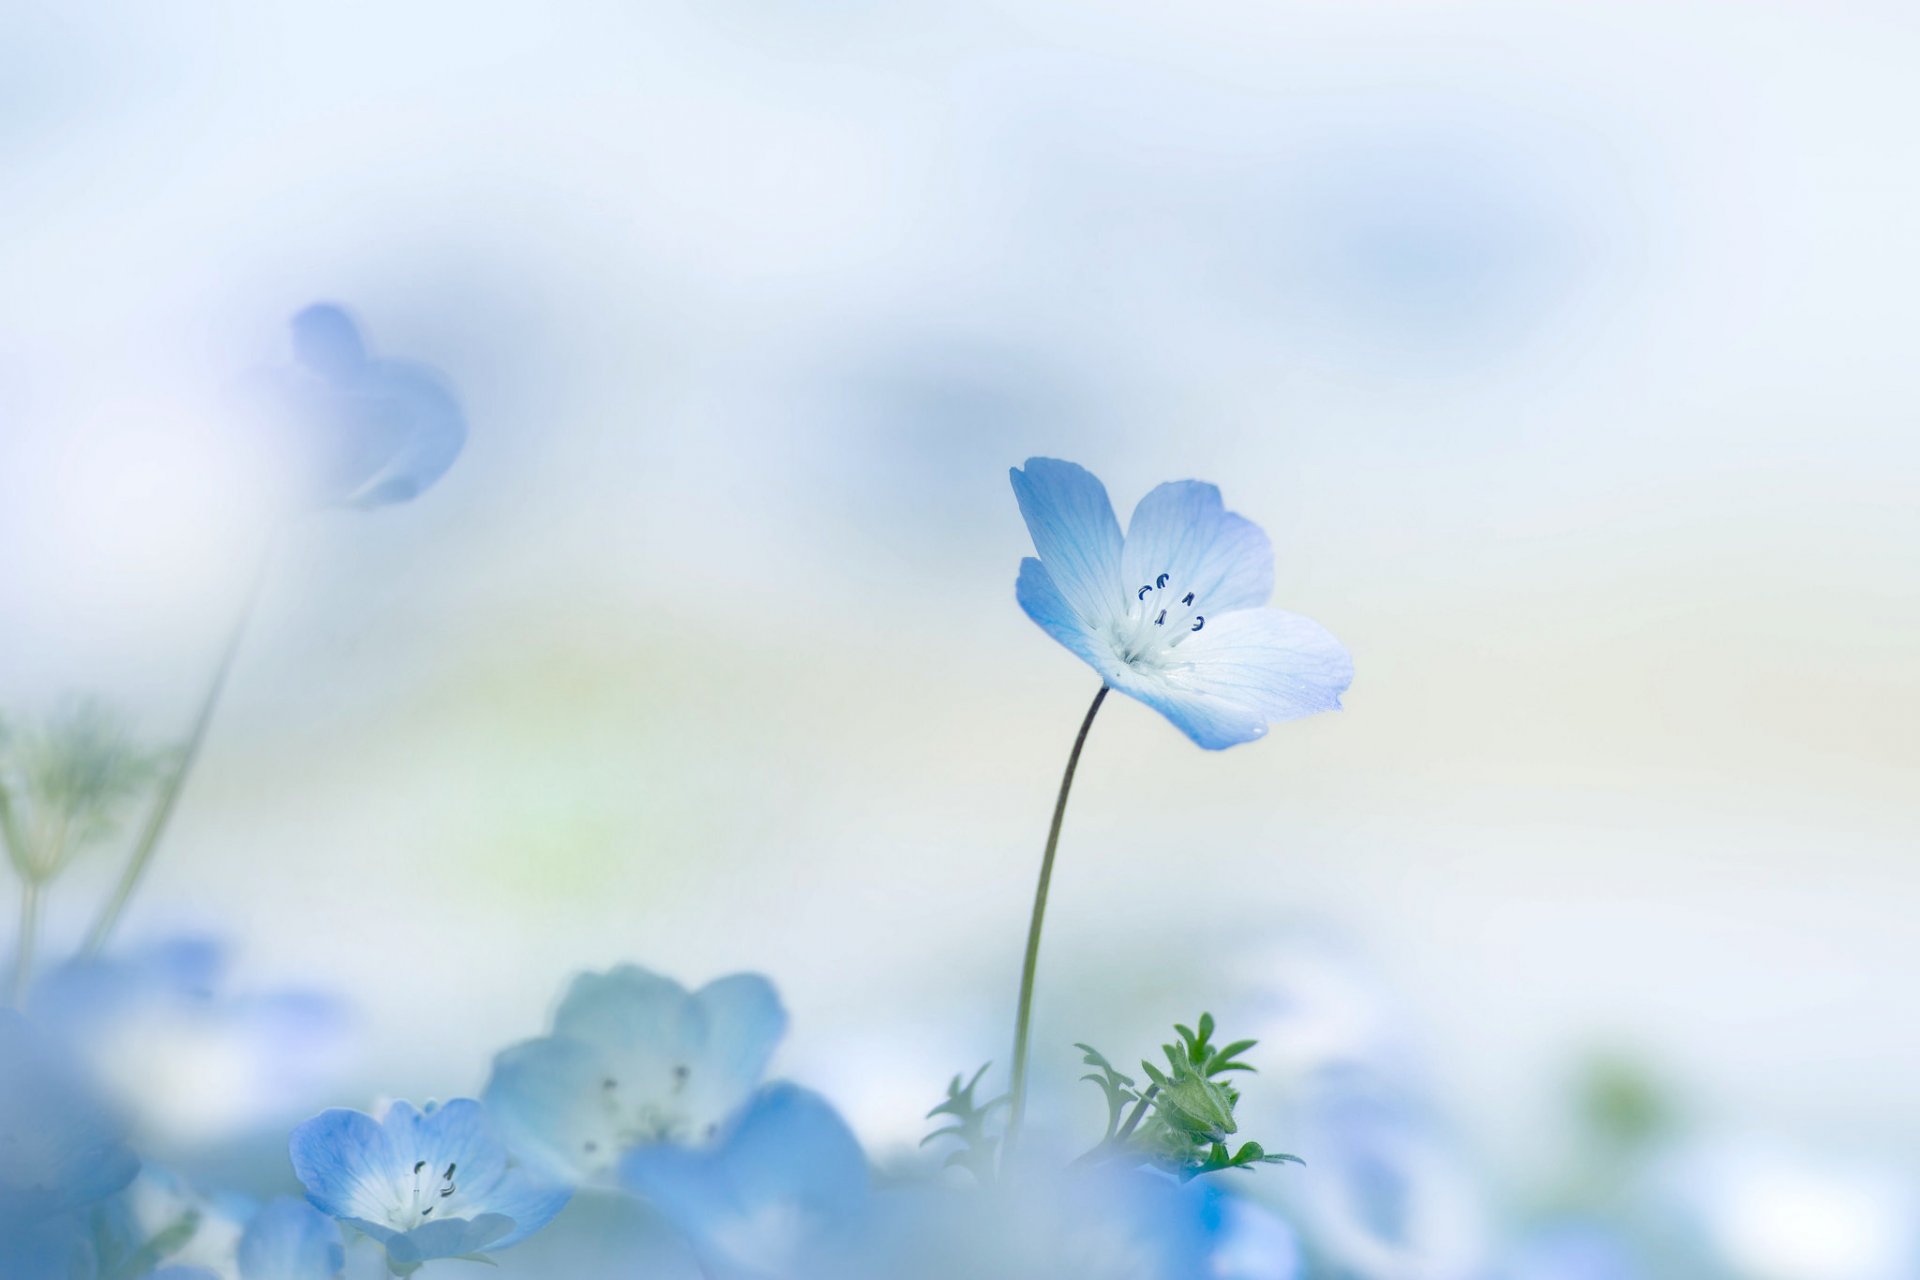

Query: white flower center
left=1112, top=571, right=1206, bottom=666
left=390, top=1158, right=459, bottom=1230
left=575, top=1063, right=714, bottom=1171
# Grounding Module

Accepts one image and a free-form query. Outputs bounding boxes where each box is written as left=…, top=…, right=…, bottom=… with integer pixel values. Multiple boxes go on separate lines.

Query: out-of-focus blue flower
left=858, top=1167, right=1225, bottom=1280
left=237, top=1198, right=346, bottom=1280
left=0, top=1010, right=140, bottom=1226
left=1010, top=458, right=1353, bottom=749
left=1503, top=1221, right=1639, bottom=1280
left=289, top=1099, right=569, bottom=1274
left=30, top=938, right=351, bottom=1148
left=485, top=966, right=787, bottom=1184
left=1281, top=1080, right=1491, bottom=1280
left=108, top=1165, right=250, bottom=1278
left=0, top=1213, right=102, bottom=1280
left=619, top=1083, right=868, bottom=1280
left=255, top=302, right=466, bottom=509
left=1203, top=1188, right=1305, bottom=1280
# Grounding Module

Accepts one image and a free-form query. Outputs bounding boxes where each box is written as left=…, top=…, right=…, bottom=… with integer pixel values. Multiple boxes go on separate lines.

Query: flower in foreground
left=484, top=966, right=787, bottom=1183
left=619, top=1083, right=870, bottom=1280
left=289, top=1099, right=568, bottom=1274
left=256, top=302, right=467, bottom=509
left=1011, top=458, right=1353, bottom=749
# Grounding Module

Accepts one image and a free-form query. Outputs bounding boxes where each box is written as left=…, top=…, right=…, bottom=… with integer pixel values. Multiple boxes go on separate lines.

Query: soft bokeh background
left=3, top=0, right=1916, bottom=1266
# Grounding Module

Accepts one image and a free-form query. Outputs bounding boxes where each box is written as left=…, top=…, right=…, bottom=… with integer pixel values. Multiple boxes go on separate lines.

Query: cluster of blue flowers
left=19, top=302, right=1884, bottom=1280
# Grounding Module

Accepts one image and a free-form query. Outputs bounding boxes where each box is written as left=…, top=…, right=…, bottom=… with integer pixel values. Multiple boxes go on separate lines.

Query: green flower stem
left=82, top=546, right=274, bottom=957
left=1004, top=682, right=1109, bottom=1166
left=10, top=879, right=39, bottom=1008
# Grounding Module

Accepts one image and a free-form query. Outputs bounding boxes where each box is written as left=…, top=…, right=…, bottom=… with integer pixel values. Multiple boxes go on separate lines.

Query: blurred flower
left=3, top=1215, right=104, bottom=1280
left=1280, top=1079, right=1492, bottom=1280
left=289, top=1099, right=569, bottom=1274
left=0, top=1010, right=140, bottom=1226
left=485, top=966, right=787, bottom=1184
left=1010, top=458, right=1352, bottom=749
left=30, top=937, right=352, bottom=1148
left=112, top=1165, right=248, bottom=1279
left=254, top=303, right=466, bottom=510
left=619, top=1083, right=868, bottom=1280
left=861, top=1166, right=1226, bottom=1280
left=0, top=1010, right=138, bottom=1280
left=1502, top=1221, right=1639, bottom=1280
left=236, top=1198, right=347, bottom=1280
left=1204, top=1190, right=1305, bottom=1280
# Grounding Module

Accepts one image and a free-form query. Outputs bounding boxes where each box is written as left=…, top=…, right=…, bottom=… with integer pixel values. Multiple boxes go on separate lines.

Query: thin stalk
left=82, top=546, right=274, bottom=956
left=10, top=879, right=39, bottom=1008
left=1003, top=683, right=1109, bottom=1166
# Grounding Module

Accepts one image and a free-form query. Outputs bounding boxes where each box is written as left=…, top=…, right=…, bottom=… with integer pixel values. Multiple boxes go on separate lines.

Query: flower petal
left=483, top=1036, right=609, bottom=1183
left=390, top=1099, right=508, bottom=1201
left=688, top=975, right=788, bottom=1125
left=552, top=966, right=692, bottom=1051
left=1113, top=608, right=1352, bottom=749
left=237, top=1197, right=344, bottom=1280
left=1010, top=459, right=1125, bottom=627
left=383, top=1213, right=514, bottom=1266
left=478, top=1172, right=572, bottom=1248
left=1016, top=558, right=1120, bottom=681
left=1121, top=481, right=1274, bottom=615
left=620, top=1084, right=868, bottom=1279
left=289, top=1108, right=397, bottom=1225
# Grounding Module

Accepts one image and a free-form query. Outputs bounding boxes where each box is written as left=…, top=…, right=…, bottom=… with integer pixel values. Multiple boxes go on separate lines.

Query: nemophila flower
left=289, top=1099, right=569, bottom=1275
left=619, top=1083, right=870, bottom=1280
left=485, top=966, right=787, bottom=1184
left=255, top=303, right=466, bottom=509
left=31, top=938, right=351, bottom=1148
left=1011, top=458, right=1353, bottom=749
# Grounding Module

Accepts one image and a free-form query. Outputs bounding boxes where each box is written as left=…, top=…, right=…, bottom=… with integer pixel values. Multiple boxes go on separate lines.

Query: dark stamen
left=1191, top=616, right=1205, bottom=632
left=1182, top=592, right=1194, bottom=606
left=1154, top=609, right=1167, bottom=625
left=413, top=1161, right=426, bottom=1175
left=1155, top=573, right=1170, bottom=589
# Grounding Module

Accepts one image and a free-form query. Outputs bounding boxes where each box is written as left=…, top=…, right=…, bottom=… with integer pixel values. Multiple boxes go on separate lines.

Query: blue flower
left=257, top=303, right=466, bottom=509
left=289, top=1099, right=569, bottom=1274
left=618, top=1083, right=869, bottom=1280
left=0, top=1213, right=102, bottom=1280
left=238, top=1198, right=346, bottom=1280
left=0, top=1010, right=139, bottom=1227
left=484, top=966, right=787, bottom=1184
left=1504, top=1221, right=1638, bottom=1280
left=1283, top=1081, right=1491, bottom=1279
left=30, top=937, right=350, bottom=1147
left=1010, top=458, right=1353, bottom=749
left=856, top=1168, right=1223, bottom=1280
left=1203, top=1188, right=1305, bottom=1280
